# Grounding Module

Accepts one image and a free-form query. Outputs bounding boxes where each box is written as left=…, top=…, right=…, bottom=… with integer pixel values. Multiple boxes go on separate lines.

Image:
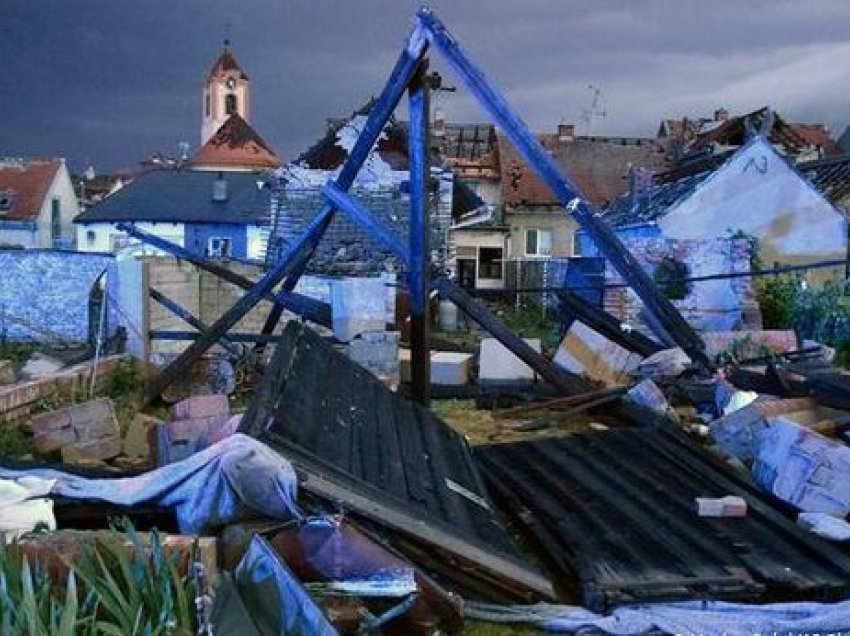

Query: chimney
left=433, top=107, right=446, bottom=138
left=212, top=172, right=228, bottom=202
left=714, top=107, right=729, bottom=122
left=628, top=166, right=652, bottom=206
left=557, top=123, right=575, bottom=142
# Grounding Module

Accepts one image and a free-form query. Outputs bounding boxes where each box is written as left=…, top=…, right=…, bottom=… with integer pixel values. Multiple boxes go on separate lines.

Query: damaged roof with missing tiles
left=799, top=155, right=850, bottom=210
left=497, top=133, right=673, bottom=209
left=189, top=114, right=281, bottom=171
left=0, top=158, right=62, bottom=222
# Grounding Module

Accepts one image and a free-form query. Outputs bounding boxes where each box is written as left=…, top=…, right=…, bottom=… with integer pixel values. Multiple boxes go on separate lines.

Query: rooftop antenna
left=579, top=84, right=607, bottom=136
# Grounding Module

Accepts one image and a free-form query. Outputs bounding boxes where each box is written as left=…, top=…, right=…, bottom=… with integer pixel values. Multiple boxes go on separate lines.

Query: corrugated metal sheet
left=476, top=428, right=850, bottom=611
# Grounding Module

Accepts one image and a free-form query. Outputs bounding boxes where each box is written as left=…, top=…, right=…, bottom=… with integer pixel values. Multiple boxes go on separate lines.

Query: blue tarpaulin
left=0, top=433, right=301, bottom=533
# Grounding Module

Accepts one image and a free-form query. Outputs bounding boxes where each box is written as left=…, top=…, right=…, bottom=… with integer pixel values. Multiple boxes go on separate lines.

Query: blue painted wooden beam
left=408, top=59, right=432, bottom=405
left=321, top=182, right=410, bottom=265
left=115, top=223, right=331, bottom=327
left=252, top=34, right=429, bottom=350
left=417, top=8, right=712, bottom=371
left=139, top=26, right=430, bottom=400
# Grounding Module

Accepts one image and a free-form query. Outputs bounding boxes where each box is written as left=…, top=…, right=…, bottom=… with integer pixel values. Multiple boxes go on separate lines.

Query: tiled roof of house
left=497, top=133, right=672, bottom=208
left=207, top=41, right=249, bottom=81
left=74, top=169, right=268, bottom=224
left=188, top=114, right=281, bottom=170
left=798, top=155, right=850, bottom=210
left=603, top=169, right=715, bottom=227
left=0, top=158, right=62, bottom=221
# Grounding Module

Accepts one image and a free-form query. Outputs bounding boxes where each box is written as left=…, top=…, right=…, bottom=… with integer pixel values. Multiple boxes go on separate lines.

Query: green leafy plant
left=0, top=521, right=196, bottom=635
left=755, top=275, right=799, bottom=329
left=76, top=520, right=195, bottom=635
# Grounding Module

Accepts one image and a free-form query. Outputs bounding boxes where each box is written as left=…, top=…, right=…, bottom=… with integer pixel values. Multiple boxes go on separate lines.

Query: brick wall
left=0, top=355, right=127, bottom=425
left=602, top=237, right=756, bottom=335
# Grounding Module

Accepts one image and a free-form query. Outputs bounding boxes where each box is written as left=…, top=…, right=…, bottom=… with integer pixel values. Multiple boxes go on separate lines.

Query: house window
left=225, top=93, right=238, bottom=116
left=51, top=198, right=61, bottom=240
left=571, top=232, right=582, bottom=257
left=205, top=92, right=211, bottom=117
left=110, top=233, right=130, bottom=251
left=86, top=230, right=96, bottom=246
left=478, top=247, right=503, bottom=280
left=525, top=228, right=552, bottom=257
left=208, top=237, right=232, bottom=258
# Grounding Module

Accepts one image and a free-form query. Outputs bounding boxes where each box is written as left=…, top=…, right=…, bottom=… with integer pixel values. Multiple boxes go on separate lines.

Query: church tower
left=201, top=40, right=250, bottom=146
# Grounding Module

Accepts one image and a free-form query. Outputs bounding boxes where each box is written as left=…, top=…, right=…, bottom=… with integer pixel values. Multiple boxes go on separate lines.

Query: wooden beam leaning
left=417, top=8, right=713, bottom=372
left=141, top=204, right=336, bottom=403
left=139, top=30, right=431, bottom=401
left=555, top=290, right=663, bottom=358
left=321, top=182, right=409, bottom=264
left=149, top=288, right=242, bottom=358
left=433, top=277, right=592, bottom=395
left=115, top=223, right=331, bottom=327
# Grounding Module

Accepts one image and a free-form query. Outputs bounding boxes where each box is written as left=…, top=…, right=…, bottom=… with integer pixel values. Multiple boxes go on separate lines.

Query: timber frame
left=126, top=7, right=710, bottom=406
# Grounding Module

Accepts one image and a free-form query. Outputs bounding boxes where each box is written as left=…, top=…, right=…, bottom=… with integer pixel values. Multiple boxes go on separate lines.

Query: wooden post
left=409, top=59, right=431, bottom=406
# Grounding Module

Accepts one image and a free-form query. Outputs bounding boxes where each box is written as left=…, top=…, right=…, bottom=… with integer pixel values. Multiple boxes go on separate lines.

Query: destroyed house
left=662, top=106, right=844, bottom=172
left=264, top=102, right=460, bottom=276
left=498, top=127, right=672, bottom=263
left=435, top=121, right=509, bottom=289
left=589, top=135, right=848, bottom=273
left=74, top=169, right=270, bottom=259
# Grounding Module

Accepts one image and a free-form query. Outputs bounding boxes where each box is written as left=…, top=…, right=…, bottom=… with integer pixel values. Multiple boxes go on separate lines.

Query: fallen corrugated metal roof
left=476, top=427, right=850, bottom=611
left=240, top=321, right=553, bottom=602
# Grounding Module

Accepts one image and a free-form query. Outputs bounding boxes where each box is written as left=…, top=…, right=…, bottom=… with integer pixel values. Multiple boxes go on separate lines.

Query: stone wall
left=0, top=249, right=113, bottom=342
left=602, top=237, right=756, bottom=335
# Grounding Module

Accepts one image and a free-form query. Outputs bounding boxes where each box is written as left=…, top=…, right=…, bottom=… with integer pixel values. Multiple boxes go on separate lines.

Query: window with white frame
left=525, top=228, right=552, bottom=257
left=208, top=237, right=232, bottom=258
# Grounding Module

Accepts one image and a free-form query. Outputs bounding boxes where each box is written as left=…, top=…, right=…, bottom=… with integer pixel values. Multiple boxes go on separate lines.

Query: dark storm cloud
left=3, top=0, right=850, bottom=172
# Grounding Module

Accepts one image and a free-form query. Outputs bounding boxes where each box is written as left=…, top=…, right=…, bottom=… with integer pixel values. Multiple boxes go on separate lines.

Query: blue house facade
left=74, top=169, right=269, bottom=260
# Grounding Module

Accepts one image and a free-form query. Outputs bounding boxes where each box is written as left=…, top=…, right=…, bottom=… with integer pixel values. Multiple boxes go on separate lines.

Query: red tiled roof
left=787, top=123, right=844, bottom=158
left=0, top=158, right=61, bottom=221
left=498, top=133, right=672, bottom=208
left=207, top=42, right=249, bottom=81
left=189, top=114, right=281, bottom=170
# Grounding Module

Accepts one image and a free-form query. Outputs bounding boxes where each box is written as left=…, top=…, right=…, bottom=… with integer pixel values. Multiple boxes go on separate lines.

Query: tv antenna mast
left=580, top=84, right=607, bottom=136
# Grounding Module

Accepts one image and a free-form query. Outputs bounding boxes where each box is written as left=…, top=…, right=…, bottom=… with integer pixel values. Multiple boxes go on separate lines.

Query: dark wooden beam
left=148, top=288, right=242, bottom=357
left=555, top=290, right=663, bottom=358
left=433, top=277, right=593, bottom=395
left=408, top=59, right=431, bottom=407
left=116, top=223, right=331, bottom=327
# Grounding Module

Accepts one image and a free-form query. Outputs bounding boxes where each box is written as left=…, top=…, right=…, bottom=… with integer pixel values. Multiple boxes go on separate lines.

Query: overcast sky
left=4, top=0, right=850, bottom=174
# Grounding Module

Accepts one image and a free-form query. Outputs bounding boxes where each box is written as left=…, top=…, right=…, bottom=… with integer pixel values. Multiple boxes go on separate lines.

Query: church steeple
left=201, top=40, right=250, bottom=146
